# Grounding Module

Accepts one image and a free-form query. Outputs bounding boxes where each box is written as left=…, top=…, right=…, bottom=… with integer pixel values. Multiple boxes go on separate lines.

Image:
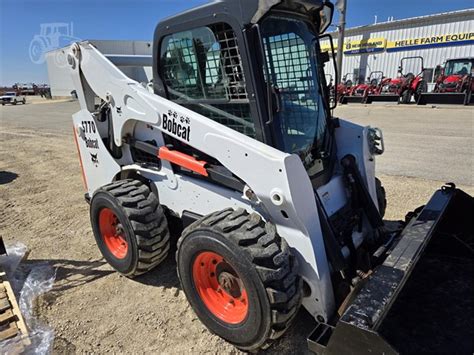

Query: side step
left=308, top=323, right=335, bottom=354
left=308, top=185, right=474, bottom=354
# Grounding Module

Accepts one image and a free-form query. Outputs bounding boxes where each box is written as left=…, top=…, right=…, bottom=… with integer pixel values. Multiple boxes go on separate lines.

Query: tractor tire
left=414, top=81, right=427, bottom=103
left=375, top=177, right=386, bottom=218
left=176, top=208, right=302, bottom=351
left=90, top=179, right=170, bottom=277
left=464, top=89, right=472, bottom=106
left=401, top=90, right=411, bottom=104
left=29, top=37, right=48, bottom=64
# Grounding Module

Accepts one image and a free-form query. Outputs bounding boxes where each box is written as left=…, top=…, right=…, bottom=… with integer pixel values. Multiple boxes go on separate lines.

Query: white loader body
left=68, top=41, right=379, bottom=322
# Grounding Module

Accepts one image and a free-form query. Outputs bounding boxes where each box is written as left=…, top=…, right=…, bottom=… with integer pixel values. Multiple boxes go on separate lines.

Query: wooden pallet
left=0, top=266, right=30, bottom=350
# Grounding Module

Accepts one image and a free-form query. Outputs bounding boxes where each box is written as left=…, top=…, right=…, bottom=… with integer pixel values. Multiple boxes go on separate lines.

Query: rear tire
left=90, top=179, right=170, bottom=277
left=177, top=208, right=301, bottom=351
left=375, top=177, right=387, bottom=218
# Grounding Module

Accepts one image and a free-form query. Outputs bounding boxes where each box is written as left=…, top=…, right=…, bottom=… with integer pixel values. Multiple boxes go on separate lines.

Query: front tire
left=90, top=179, right=170, bottom=277
left=29, top=37, right=47, bottom=64
left=414, top=81, right=427, bottom=103
left=177, top=208, right=301, bottom=351
left=464, top=87, right=472, bottom=106
left=401, top=90, right=411, bottom=104
left=12, top=99, right=17, bottom=105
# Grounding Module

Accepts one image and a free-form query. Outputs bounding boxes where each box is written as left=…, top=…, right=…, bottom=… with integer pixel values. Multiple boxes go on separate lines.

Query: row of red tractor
left=330, top=56, right=474, bottom=106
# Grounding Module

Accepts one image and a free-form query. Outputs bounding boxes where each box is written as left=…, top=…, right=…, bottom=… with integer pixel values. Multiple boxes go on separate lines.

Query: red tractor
left=340, top=71, right=384, bottom=104
left=367, top=56, right=427, bottom=104
left=418, top=57, right=474, bottom=105
left=336, top=73, right=356, bottom=103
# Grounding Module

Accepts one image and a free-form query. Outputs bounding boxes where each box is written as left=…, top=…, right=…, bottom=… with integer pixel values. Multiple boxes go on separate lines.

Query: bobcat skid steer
left=65, top=0, right=473, bottom=352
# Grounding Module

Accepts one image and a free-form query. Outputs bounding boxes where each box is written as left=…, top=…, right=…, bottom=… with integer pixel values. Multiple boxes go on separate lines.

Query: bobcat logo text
left=162, top=110, right=191, bottom=142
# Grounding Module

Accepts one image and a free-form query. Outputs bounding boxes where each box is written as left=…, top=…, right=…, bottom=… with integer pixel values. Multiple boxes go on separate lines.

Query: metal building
left=323, top=9, right=474, bottom=90
left=46, top=40, right=152, bottom=98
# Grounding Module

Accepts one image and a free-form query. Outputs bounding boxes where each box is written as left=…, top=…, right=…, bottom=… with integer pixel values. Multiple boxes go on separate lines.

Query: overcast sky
left=0, top=0, right=472, bottom=85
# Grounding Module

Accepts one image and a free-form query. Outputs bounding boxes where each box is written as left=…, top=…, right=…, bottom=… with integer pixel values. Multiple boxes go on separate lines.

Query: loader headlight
left=368, top=127, right=384, bottom=155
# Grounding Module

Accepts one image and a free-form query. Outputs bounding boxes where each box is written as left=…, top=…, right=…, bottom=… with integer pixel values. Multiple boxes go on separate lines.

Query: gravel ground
left=0, top=116, right=473, bottom=353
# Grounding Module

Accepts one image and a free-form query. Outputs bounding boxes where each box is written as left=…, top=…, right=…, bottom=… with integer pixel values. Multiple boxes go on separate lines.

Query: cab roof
left=156, top=0, right=325, bottom=32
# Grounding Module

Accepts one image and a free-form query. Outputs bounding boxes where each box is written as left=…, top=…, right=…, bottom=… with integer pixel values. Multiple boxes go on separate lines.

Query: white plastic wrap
left=19, top=265, right=56, bottom=354
left=0, top=243, right=56, bottom=354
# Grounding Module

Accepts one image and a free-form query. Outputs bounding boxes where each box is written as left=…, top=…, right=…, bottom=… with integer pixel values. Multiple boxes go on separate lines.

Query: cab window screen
left=160, top=23, right=255, bottom=138
left=261, top=17, right=328, bottom=157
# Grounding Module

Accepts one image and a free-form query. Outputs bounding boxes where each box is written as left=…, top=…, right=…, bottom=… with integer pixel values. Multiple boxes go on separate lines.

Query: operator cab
left=153, top=0, right=336, bottom=187
left=444, top=58, right=474, bottom=76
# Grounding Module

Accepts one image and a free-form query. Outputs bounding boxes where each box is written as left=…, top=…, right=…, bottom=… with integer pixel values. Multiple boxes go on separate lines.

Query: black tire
left=414, top=81, right=427, bottom=103
left=90, top=179, right=170, bottom=277
left=463, top=89, right=472, bottom=106
left=22, top=99, right=26, bottom=104
left=401, top=90, right=411, bottom=104
left=12, top=99, right=17, bottom=105
left=177, top=208, right=301, bottom=351
left=375, top=177, right=386, bottom=218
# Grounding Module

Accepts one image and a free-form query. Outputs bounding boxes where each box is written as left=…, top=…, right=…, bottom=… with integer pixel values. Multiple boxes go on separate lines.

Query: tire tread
left=178, top=208, right=301, bottom=351
left=99, top=179, right=170, bottom=277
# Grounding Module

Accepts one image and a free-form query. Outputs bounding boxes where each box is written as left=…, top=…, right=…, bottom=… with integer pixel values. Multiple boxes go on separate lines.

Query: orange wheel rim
left=192, top=251, right=248, bottom=324
left=99, top=208, right=128, bottom=259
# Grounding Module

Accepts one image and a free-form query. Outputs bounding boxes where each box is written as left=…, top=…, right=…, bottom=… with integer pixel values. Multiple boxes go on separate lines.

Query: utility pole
left=336, top=0, right=347, bottom=82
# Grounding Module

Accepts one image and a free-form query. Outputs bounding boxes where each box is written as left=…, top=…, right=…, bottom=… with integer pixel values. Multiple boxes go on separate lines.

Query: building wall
left=323, top=10, right=474, bottom=90
left=46, top=40, right=153, bottom=98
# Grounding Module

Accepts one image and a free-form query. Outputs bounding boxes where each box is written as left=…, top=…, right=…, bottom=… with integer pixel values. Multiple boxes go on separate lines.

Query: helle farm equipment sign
left=321, top=31, right=474, bottom=55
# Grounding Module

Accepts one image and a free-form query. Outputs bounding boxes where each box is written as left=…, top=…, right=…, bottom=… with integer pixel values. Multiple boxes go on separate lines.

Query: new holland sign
left=343, top=38, right=386, bottom=54
left=386, top=32, right=474, bottom=52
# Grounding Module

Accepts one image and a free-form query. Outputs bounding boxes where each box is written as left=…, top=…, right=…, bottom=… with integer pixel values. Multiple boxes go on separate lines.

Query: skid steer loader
left=65, top=0, right=473, bottom=352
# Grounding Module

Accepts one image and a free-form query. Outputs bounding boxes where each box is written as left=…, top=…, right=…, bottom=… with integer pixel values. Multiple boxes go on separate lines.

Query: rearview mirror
left=319, top=1, right=334, bottom=34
